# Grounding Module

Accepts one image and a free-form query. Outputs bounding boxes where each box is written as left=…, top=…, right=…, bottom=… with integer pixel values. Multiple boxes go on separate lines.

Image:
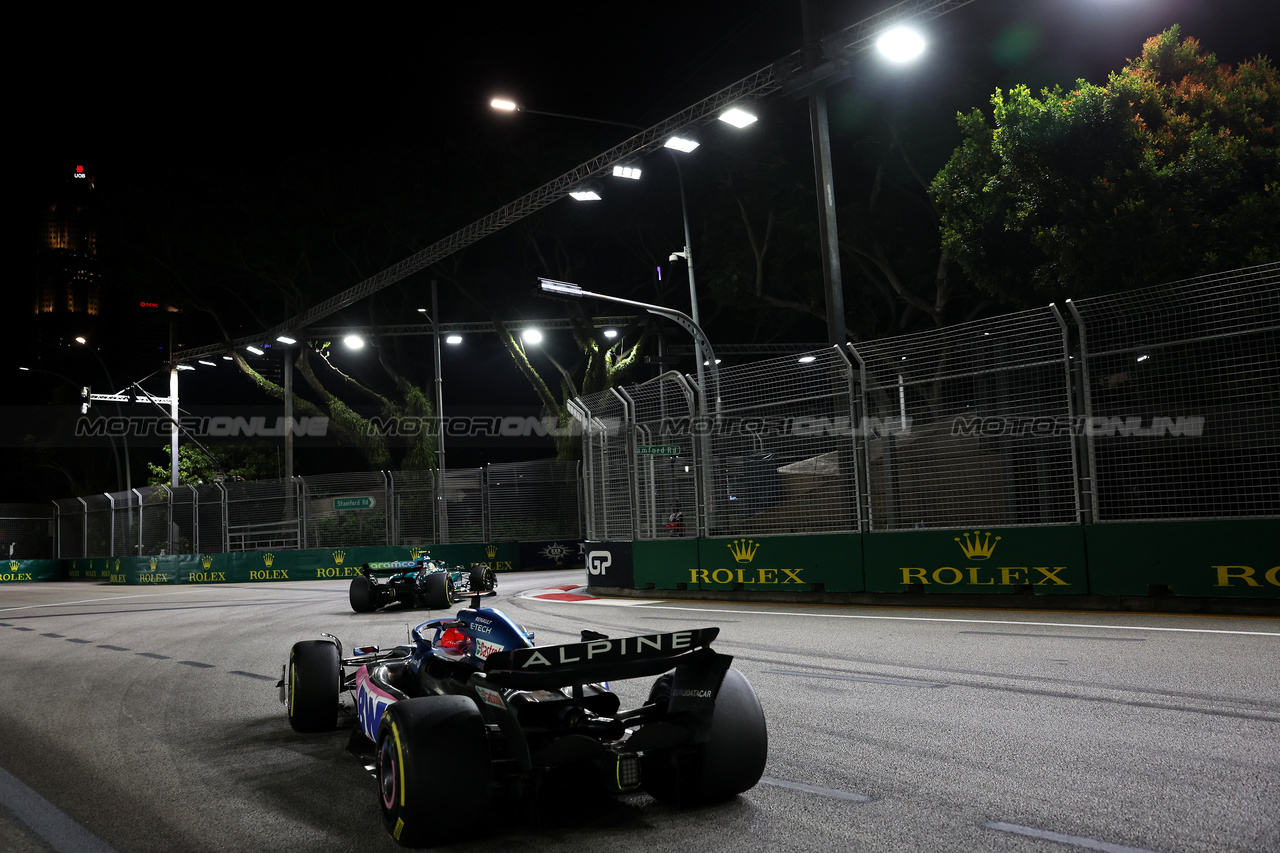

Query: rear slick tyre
left=642, top=667, right=767, bottom=806
left=349, top=575, right=378, bottom=613
left=421, top=571, right=454, bottom=610
left=376, top=696, right=490, bottom=846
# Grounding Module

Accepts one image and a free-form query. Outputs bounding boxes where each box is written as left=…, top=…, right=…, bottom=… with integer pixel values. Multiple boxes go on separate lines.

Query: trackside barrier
left=588, top=518, right=1280, bottom=600
left=1, top=560, right=62, bottom=583
left=71, top=543, right=522, bottom=585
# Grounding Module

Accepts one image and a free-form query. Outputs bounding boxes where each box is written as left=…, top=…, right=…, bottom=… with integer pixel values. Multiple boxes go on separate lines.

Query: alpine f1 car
left=348, top=557, right=496, bottom=613
left=280, top=591, right=768, bottom=847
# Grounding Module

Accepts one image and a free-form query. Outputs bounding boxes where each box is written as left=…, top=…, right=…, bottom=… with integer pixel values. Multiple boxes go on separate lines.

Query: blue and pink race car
left=280, top=589, right=768, bottom=846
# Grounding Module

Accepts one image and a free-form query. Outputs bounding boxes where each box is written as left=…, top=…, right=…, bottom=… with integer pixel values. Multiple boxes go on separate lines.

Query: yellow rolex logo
left=264, top=553, right=275, bottom=567
left=114, top=559, right=121, bottom=571
left=202, top=555, right=213, bottom=569
left=8, top=560, right=17, bottom=571
left=149, top=557, right=158, bottom=571
left=727, top=539, right=760, bottom=563
left=955, top=530, right=1001, bottom=561
left=333, top=549, right=346, bottom=564
left=486, top=544, right=497, bottom=559
left=410, top=548, right=426, bottom=560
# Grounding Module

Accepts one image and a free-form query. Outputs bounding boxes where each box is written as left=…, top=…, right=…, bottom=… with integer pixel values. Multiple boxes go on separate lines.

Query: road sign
left=334, top=496, right=376, bottom=510
left=636, top=445, right=681, bottom=455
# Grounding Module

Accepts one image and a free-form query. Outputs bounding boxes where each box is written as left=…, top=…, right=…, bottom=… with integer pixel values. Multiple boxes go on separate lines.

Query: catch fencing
left=573, top=262, right=1280, bottom=538
left=21, top=264, right=1280, bottom=557
left=47, top=460, right=582, bottom=559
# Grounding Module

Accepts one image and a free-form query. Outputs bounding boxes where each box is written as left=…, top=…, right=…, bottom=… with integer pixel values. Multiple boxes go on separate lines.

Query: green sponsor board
left=0, top=559, right=63, bottom=582
left=692, top=533, right=863, bottom=592
left=633, top=539, right=699, bottom=589
left=1084, top=519, right=1280, bottom=598
left=102, top=542, right=523, bottom=585
left=65, top=557, right=122, bottom=581
left=864, top=526, right=1087, bottom=594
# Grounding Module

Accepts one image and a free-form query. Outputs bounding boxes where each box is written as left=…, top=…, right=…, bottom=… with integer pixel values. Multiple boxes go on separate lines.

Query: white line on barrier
left=536, top=599, right=1280, bottom=637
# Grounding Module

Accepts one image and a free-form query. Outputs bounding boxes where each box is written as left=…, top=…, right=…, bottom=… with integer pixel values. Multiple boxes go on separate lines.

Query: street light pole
left=538, top=278, right=720, bottom=536
left=803, top=0, right=847, bottom=347
left=430, top=280, right=448, bottom=543
left=76, top=339, right=132, bottom=499
left=417, top=280, right=449, bottom=543
left=669, top=153, right=708, bottom=415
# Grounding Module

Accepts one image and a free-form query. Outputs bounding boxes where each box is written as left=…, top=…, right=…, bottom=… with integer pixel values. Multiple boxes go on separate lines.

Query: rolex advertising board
left=864, top=526, right=1087, bottom=594
left=1, top=559, right=62, bottom=582
left=1084, top=519, right=1279, bottom=598
left=100, top=542, right=521, bottom=585
left=691, top=534, right=863, bottom=592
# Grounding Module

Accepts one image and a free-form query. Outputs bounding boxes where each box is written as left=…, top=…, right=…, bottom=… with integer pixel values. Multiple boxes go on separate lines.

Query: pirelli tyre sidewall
left=376, top=696, right=491, bottom=846
left=349, top=575, right=378, bottom=613
left=469, top=564, right=496, bottom=594
left=420, top=571, right=454, bottom=610
left=642, top=667, right=768, bottom=806
left=286, top=640, right=341, bottom=733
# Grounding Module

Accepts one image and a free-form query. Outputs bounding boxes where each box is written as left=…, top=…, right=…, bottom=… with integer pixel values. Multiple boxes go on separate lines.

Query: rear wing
left=482, top=627, right=721, bottom=690
left=362, top=560, right=424, bottom=576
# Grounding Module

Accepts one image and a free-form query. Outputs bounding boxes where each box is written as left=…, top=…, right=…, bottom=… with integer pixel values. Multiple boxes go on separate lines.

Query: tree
left=932, top=27, right=1280, bottom=306
left=145, top=444, right=276, bottom=486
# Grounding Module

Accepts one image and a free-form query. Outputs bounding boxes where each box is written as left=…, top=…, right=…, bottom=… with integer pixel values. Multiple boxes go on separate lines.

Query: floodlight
left=539, top=279, right=585, bottom=298
left=719, top=107, right=757, bottom=128
left=877, top=26, right=925, bottom=62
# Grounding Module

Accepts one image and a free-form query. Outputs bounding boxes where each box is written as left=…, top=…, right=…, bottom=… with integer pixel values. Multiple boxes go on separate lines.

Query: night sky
left=11, top=0, right=1279, bottom=491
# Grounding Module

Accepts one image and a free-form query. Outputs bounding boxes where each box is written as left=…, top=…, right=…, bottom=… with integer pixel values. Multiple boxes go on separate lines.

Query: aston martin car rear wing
left=481, top=627, right=724, bottom=690
left=361, top=560, right=424, bottom=576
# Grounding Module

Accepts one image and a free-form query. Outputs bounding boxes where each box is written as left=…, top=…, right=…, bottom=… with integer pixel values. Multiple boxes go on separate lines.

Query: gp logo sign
left=584, top=542, right=631, bottom=588
left=588, top=550, right=612, bottom=576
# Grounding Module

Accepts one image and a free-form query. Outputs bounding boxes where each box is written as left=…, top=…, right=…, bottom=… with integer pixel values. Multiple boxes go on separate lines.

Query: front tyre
left=286, top=640, right=340, bottom=733
left=469, top=564, right=496, bottom=593
left=642, top=667, right=767, bottom=806
left=349, top=575, right=378, bottom=613
left=377, top=696, right=490, bottom=846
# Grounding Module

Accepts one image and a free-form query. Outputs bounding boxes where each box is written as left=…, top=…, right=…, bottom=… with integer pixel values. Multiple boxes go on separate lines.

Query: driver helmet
left=438, top=626, right=468, bottom=651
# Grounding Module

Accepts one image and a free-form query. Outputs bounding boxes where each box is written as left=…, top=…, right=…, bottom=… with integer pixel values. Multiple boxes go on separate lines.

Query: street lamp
left=74, top=337, right=132, bottom=498
left=800, top=7, right=927, bottom=345
left=492, top=98, right=753, bottom=393
left=537, top=278, right=720, bottom=417
left=539, top=278, right=721, bottom=537
left=415, top=280, right=450, bottom=541
left=876, top=26, right=926, bottom=62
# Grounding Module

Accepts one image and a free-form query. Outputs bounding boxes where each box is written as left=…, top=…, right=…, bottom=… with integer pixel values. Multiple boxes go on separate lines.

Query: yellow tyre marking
left=391, top=720, right=406, bottom=809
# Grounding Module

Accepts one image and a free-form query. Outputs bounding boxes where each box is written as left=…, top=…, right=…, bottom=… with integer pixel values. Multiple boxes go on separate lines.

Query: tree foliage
left=932, top=27, right=1280, bottom=305
left=145, top=443, right=276, bottom=486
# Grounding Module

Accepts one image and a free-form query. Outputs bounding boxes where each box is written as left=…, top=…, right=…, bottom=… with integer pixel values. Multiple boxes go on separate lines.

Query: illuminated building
left=36, top=164, right=101, bottom=320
